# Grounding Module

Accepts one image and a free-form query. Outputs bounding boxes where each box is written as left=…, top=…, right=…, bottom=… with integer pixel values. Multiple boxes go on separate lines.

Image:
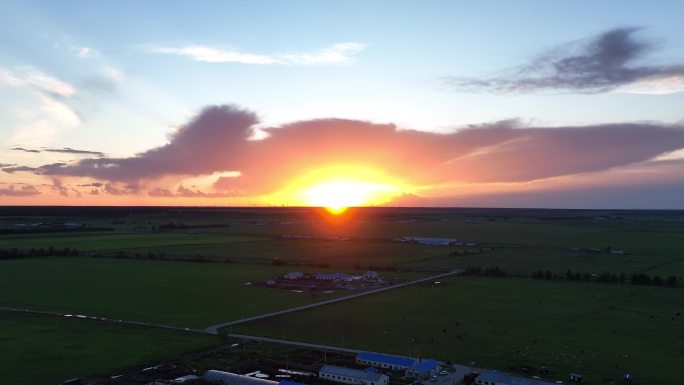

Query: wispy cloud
left=0, top=66, right=76, bottom=97
left=1, top=66, right=81, bottom=146
left=69, top=46, right=99, bottom=59
left=151, top=42, right=366, bottom=65
left=149, top=185, right=241, bottom=198
left=44, top=147, right=105, bottom=156
left=443, top=27, right=684, bottom=94
left=9, top=146, right=104, bottom=156
left=11, top=147, right=41, bottom=153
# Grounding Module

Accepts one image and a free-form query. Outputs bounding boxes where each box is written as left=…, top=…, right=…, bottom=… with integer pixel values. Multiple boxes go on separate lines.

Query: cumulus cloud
left=49, top=178, right=69, bottom=196
left=0, top=184, right=41, bottom=196
left=152, top=42, right=365, bottom=65
left=30, top=105, right=256, bottom=180
left=444, top=27, right=684, bottom=94
left=21, top=104, right=684, bottom=197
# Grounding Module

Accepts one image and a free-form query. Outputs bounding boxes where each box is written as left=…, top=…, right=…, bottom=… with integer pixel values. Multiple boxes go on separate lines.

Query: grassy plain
left=0, top=312, right=219, bottom=385
left=1, top=207, right=683, bottom=384
left=235, top=276, right=684, bottom=385
left=0, top=258, right=423, bottom=328
left=1, top=208, right=683, bottom=276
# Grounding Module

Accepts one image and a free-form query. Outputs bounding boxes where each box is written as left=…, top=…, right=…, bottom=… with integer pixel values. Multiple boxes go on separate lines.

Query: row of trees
left=464, top=266, right=507, bottom=277
left=532, top=268, right=679, bottom=287
left=0, top=247, right=80, bottom=260
left=464, top=265, right=679, bottom=287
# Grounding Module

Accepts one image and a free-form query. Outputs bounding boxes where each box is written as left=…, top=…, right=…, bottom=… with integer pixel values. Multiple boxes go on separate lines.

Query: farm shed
left=405, top=359, right=440, bottom=379
left=356, top=352, right=415, bottom=371
left=319, top=365, right=389, bottom=385
left=203, top=370, right=279, bottom=385
left=363, top=271, right=379, bottom=280
left=315, top=273, right=354, bottom=282
left=284, top=272, right=304, bottom=280
left=398, top=237, right=459, bottom=245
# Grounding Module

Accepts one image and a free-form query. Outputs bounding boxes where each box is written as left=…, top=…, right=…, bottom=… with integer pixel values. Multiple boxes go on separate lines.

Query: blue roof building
left=356, top=352, right=416, bottom=371
left=406, top=359, right=441, bottom=379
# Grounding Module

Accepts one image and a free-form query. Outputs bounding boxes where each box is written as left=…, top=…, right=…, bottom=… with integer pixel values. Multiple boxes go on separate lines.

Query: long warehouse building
left=319, top=365, right=389, bottom=385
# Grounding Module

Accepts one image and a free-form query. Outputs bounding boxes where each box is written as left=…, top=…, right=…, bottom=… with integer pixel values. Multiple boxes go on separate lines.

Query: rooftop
left=320, top=365, right=386, bottom=382
left=357, top=352, right=415, bottom=367
left=411, top=359, right=440, bottom=373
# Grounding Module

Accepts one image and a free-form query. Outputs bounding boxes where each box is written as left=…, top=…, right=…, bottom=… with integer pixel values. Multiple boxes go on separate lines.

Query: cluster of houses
left=568, top=246, right=626, bottom=255
left=203, top=352, right=441, bottom=385
left=263, top=271, right=382, bottom=290
left=395, top=237, right=476, bottom=247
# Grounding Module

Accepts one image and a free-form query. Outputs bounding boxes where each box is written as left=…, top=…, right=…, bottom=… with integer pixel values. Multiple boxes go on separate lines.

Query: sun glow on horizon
left=304, top=180, right=397, bottom=214
left=263, top=164, right=412, bottom=211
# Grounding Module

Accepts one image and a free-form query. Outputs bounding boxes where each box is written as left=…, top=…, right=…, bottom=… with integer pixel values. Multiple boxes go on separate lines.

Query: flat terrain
left=2, top=207, right=683, bottom=275
left=234, top=276, right=684, bottom=385
left=1, top=207, right=682, bottom=384
left=0, top=312, right=219, bottom=385
left=0, top=258, right=422, bottom=328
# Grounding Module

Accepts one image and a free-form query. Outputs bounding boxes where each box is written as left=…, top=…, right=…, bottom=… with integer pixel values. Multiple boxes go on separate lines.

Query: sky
left=1, top=0, right=684, bottom=209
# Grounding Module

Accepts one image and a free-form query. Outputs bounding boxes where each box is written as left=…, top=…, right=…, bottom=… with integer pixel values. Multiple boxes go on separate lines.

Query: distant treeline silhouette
left=0, top=227, right=113, bottom=235
left=0, top=247, right=80, bottom=259
left=464, top=265, right=679, bottom=287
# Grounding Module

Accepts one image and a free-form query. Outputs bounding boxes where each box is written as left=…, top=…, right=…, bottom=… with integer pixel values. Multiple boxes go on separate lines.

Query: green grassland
left=1, top=208, right=683, bottom=383
left=0, top=312, right=219, bottom=385
left=0, top=257, right=425, bottom=328
left=0, top=231, right=267, bottom=251
left=1, top=208, right=683, bottom=276
left=234, top=276, right=684, bottom=385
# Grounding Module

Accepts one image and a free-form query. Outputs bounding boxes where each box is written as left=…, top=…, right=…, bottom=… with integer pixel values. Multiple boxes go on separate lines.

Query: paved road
left=1, top=269, right=461, bottom=337
left=228, top=333, right=365, bottom=354
left=0, top=306, right=208, bottom=334
left=205, top=269, right=462, bottom=334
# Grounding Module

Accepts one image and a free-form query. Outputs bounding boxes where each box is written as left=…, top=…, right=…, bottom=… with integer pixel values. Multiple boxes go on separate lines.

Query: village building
left=319, top=365, right=389, bottom=385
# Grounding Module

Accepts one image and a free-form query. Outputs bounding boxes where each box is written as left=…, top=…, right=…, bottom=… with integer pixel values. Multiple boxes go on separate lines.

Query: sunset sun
left=304, top=180, right=399, bottom=214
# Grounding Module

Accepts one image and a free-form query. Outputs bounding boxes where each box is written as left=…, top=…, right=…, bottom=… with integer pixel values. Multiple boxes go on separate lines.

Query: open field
left=1, top=207, right=683, bottom=276
left=1, top=207, right=683, bottom=383
left=0, top=312, right=219, bottom=385
left=234, top=276, right=684, bottom=385
left=0, top=258, right=425, bottom=328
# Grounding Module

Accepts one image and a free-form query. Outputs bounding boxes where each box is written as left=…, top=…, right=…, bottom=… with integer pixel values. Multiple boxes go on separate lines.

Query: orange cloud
left=5, top=104, right=684, bottom=207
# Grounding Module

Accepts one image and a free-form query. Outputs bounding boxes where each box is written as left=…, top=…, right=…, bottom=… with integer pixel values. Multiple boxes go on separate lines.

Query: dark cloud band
left=443, top=27, right=684, bottom=93
left=12, top=104, right=684, bottom=196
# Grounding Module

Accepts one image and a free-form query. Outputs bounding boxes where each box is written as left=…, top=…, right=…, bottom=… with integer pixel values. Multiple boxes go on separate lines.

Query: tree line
left=464, top=265, right=679, bottom=287
left=0, top=247, right=80, bottom=260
